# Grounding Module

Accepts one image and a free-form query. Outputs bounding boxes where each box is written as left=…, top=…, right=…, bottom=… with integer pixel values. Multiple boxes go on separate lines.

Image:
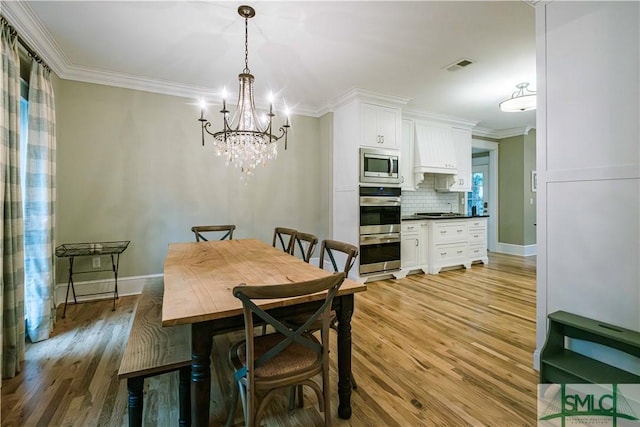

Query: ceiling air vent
left=444, top=58, right=473, bottom=72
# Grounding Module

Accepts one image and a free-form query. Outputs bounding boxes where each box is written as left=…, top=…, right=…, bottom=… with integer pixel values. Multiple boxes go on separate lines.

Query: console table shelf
left=55, top=240, right=130, bottom=318
left=540, top=310, right=640, bottom=384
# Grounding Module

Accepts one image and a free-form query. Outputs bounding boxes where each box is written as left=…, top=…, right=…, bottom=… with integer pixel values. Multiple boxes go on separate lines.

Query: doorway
left=470, top=139, right=498, bottom=252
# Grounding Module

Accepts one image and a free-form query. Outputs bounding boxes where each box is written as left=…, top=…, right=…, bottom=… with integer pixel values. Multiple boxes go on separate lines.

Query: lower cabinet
left=468, top=218, right=489, bottom=264
left=428, top=220, right=470, bottom=274
left=400, top=217, right=488, bottom=276
left=400, top=221, right=428, bottom=274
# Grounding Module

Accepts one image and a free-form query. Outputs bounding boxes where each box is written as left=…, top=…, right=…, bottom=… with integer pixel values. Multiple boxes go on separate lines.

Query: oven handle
left=360, top=233, right=401, bottom=245
left=359, top=196, right=401, bottom=206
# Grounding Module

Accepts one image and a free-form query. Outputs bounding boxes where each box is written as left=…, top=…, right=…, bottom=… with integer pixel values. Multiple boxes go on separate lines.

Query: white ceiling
left=4, top=1, right=537, bottom=135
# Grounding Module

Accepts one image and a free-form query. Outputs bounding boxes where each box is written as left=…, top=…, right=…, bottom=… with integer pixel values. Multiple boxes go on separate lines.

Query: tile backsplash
left=401, top=174, right=462, bottom=216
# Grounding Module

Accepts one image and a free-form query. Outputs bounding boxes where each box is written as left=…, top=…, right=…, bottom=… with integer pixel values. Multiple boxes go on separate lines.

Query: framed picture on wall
left=531, top=170, right=537, bottom=192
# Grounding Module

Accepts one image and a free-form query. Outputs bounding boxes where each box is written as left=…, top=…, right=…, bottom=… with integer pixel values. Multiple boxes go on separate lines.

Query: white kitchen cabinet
left=428, top=219, right=470, bottom=274
left=468, top=217, right=488, bottom=264
left=360, top=102, right=401, bottom=149
left=400, top=119, right=416, bottom=190
left=400, top=220, right=429, bottom=276
left=434, top=127, right=472, bottom=192
left=401, top=222, right=420, bottom=268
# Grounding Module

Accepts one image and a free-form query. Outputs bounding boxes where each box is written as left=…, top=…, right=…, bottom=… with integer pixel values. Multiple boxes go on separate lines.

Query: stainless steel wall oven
left=359, top=186, right=401, bottom=275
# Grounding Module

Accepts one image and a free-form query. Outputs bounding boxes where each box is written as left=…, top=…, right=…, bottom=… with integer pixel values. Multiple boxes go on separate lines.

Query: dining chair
left=191, top=225, right=236, bottom=242
left=291, top=231, right=319, bottom=263
left=225, top=272, right=346, bottom=427
left=287, top=239, right=360, bottom=409
left=272, top=227, right=296, bottom=254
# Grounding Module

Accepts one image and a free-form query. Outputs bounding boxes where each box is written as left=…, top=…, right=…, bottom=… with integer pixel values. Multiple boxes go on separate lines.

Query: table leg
left=62, top=257, right=77, bottom=319
left=336, top=294, right=354, bottom=419
left=192, top=322, right=213, bottom=427
left=127, top=377, right=144, bottom=427
left=179, top=366, right=192, bottom=427
left=111, top=253, right=120, bottom=311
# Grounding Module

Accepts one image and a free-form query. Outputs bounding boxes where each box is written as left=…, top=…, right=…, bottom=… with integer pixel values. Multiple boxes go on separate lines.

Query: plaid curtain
left=1, top=19, right=25, bottom=379
left=24, top=60, right=56, bottom=343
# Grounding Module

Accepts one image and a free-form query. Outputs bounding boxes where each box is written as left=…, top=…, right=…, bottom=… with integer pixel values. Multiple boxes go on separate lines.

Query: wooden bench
left=540, top=310, right=640, bottom=384
left=118, top=281, right=192, bottom=427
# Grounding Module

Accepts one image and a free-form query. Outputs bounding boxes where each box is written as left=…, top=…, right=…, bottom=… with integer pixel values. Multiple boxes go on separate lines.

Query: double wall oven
left=359, top=186, right=401, bottom=275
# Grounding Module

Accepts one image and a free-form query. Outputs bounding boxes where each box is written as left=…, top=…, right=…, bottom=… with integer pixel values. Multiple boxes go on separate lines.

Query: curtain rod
left=1, top=15, right=51, bottom=72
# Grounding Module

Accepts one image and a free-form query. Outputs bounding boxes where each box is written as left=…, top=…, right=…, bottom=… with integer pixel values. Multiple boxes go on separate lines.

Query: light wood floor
left=1, top=253, right=537, bottom=426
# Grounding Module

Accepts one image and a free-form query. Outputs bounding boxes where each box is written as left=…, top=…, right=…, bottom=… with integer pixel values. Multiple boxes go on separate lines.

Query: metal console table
left=55, top=240, right=130, bottom=318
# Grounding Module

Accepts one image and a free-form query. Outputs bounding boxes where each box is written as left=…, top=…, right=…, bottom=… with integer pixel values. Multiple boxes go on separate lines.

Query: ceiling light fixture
left=499, top=82, right=536, bottom=112
left=199, top=5, right=290, bottom=175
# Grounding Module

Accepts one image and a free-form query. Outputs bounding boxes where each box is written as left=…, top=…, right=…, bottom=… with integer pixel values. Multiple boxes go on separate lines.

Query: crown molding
left=402, top=108, right=478, bottom=129
left=2, top=1, right=69, bottom=74
left=330, top=88, right=411, bottom=110
left=473, top=125, right=536, bottom=139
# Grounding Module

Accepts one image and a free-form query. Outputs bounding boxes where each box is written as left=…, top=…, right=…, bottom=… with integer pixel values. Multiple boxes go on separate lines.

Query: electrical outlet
left=92, top=257, right=101, bottom=268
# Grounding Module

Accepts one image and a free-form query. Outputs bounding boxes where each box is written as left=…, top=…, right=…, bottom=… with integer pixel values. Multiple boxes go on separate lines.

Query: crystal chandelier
left=199, top=5, right=290, bottom=175
left=499, top=82, right=537, bottom=112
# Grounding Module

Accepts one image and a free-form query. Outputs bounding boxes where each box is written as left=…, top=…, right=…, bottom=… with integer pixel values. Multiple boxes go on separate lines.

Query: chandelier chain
left=243, top=16, right=250, bottom=74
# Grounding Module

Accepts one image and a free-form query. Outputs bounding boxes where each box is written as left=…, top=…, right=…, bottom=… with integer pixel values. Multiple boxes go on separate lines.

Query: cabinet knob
left=441, top=252, right=447, bottom=256
left=415, top=239, right=419, bottom=246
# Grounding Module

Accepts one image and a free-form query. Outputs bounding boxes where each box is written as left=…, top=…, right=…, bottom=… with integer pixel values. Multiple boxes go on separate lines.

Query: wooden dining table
left=162, top=238, right=367, bottom=426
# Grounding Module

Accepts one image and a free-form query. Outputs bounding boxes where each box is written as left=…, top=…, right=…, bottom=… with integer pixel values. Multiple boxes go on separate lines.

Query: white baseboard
left=533, top=348, right=540, bottom=371
left=54, top=274, right=163, bottom=307
left=495, top=242, right=537, bottom=257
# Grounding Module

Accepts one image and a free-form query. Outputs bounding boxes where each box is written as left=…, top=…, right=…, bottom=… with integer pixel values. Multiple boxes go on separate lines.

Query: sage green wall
left=498, top=130, right=537, bottom=246
left=55, top=80, right=329, bottom=282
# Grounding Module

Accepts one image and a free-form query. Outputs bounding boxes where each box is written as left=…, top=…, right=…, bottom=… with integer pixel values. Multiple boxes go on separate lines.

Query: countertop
left=401, top=214, right=490, bottom=221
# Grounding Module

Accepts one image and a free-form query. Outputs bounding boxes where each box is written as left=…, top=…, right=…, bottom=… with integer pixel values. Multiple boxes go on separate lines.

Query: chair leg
left=351, top=375, right=358, bottom=390
left=225, top=380, right=240, bottom=427
left=288, top=386, right=296, bottom=411
left=296, top=385, right=304, bottom=408
left=287, top=384, right=305, bottom=410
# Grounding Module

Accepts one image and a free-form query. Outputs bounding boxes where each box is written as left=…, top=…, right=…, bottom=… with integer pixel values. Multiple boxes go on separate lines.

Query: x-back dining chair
left=287, top=239, right=360, bottom=409
left=272, top=227, right=296, bottom=254
left=191, top=225, right=236, bottom=242
left=225, top=272, right=346, bottom=427
left=291, top=231, right=319, bottom=263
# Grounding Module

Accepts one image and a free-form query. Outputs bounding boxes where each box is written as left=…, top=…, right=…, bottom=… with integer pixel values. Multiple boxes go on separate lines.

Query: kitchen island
left=399, top=215, right=489, bottom=276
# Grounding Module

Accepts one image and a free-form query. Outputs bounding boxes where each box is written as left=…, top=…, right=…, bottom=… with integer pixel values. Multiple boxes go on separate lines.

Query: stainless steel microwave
left=359, top=147, right=401, bottom=184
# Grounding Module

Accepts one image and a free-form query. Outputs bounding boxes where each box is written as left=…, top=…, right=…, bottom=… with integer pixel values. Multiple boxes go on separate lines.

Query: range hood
left=413, top=122, right=458, bottom=176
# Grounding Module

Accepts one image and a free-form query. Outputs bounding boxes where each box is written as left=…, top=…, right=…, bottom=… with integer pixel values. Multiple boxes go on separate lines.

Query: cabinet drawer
left=402, top=223, right=421, bottom=233
left=433, top=222, right=467, bottom=244
left=468, top=219, right=487, bottom=229
left=433, top=243, right=467, bottom=262
left=468, top=230, right=486, bottom=245
left=469, top=245, right=486, bottom=260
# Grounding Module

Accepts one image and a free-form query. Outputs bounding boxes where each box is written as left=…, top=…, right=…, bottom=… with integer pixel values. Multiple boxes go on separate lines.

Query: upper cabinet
left=435, top=127, right=472, bottom=192
left=360, top=103, right=401, bottom=149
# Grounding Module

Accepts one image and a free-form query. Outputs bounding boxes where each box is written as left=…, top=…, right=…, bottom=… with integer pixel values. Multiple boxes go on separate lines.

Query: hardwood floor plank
left=1, top=253, right=538, bottom=426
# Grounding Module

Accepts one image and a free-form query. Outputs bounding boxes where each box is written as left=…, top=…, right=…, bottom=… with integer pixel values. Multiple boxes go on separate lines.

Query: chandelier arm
left=202, top=121, right=216, bottom=138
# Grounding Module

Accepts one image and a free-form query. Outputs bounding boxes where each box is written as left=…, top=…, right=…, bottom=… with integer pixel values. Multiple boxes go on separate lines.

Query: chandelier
left=499, top=82, right=537, bottom=112
left=199, top=5, right=290, bottom=175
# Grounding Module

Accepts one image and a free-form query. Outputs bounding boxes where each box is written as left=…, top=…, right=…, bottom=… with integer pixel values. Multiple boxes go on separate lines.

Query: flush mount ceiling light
left=198, top=5, right=290, bottom=176
left=499, top=82, right=537, bottom=112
